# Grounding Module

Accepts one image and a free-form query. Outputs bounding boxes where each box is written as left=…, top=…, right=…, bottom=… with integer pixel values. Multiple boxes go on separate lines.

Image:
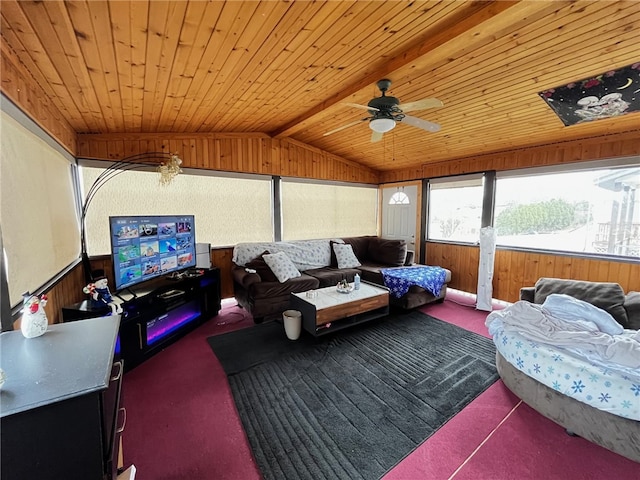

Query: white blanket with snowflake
left=486, top=301, right=640, bottom=420
left=486, top=300, right=640, bottom=370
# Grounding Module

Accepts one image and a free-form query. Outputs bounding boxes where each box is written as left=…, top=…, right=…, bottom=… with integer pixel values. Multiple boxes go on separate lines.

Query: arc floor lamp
left=80, top=152, right=183, bottom=283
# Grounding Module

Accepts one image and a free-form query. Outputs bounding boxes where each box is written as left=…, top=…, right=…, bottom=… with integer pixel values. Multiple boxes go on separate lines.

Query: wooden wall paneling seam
left=79, top=1, right=127, bottom=131
left=273, top=1, right=517, bottom=138
left=0, top=2, right=89, bottom=133
left=24, top=0, right=106, bottom=131
left=156, top=1, right=216, bottom=131
left=196, top=1, right=294, bottom=132
left=191, top=2, right=290, bottom=130
left=175, top=1, right=251, bottom=131
left=427, top=242, right=640, bottom=303
left=108, top=0, right=137, bottom=132
left=261, top=1, right=411, bottom=129
left=0, top=44, right=77, bottom=154
left=226, top=2, right=347, bottom=133
left=423, top=3, right=634, bottom=109
left=375, top=131, right=640, bottom=183
left=168, top=2, right=227, bottom=132
left=128, top=0, right=148, bottom=131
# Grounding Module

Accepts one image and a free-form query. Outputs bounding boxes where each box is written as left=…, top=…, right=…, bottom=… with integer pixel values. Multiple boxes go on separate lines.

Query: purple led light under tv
left=109, top=214, right=196, bottom=291
left=146, top=300, right=201, bottom=346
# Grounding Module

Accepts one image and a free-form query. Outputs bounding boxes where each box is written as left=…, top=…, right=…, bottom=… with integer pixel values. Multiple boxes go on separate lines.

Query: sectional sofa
left=232, top=235, right=452, bottom=323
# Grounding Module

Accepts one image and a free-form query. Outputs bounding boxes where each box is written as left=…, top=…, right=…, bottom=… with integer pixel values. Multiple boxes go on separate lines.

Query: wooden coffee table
left=290, top=282, right=389, bottom=336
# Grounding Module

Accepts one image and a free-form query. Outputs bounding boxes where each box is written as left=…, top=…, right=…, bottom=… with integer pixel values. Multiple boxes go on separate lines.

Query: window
left=1, top=103, right=80, bottom=308
left=281, top=180, right=378, bottom=240
left=389, top=190, right=410, bottom=205
left=427, top=175, right=484, bottom=243
left=80, top=162, right=273, bottom=255
left=495, top=165, right=640, bottom=258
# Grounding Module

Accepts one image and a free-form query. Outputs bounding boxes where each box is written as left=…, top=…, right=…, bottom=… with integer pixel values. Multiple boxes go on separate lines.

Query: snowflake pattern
left=490, top=329, right=640, bottom=421
left=380, top=266, right=447, bottom=298
left=599, top=392, right=611, bottom=403
left=571, top=380, right=585, bottom=393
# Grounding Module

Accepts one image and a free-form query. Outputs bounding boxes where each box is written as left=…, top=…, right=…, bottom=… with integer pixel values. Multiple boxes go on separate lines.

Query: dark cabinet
left=0, top=316, right=122, bottom=480
left=61, top=268, right=221, bottom=371
left=116, top=268, right=221, bottom=370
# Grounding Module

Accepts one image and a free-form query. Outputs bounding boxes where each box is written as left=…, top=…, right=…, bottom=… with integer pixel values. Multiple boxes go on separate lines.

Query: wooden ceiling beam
left=269, top=0, right=519, bottom=138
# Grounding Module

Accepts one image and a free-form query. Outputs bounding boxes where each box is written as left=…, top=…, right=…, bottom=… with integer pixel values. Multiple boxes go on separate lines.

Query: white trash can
left=283, top=310, right=302, bottom=340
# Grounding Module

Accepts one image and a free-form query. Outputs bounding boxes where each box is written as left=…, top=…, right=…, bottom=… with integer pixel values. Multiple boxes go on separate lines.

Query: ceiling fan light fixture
left=369, top=117, right=396, bottom=133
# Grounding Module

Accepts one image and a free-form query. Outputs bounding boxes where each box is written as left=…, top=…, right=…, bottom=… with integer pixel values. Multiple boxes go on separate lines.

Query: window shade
left=281, top=180, right=378, bottom=240
left=0, top=108, right=80, bottom=307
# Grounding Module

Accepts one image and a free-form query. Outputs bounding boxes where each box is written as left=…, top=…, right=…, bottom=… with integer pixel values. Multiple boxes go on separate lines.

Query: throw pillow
left=332, top=243, right=361, bottom=269
left=245, top=250, right=278, bottom=283
left=367, top=238, right=407, bottom=266
left=262, top=251, right=301, bottom=283
left=542, top=293, right=624, bottom=335
left=329, top=239, right=345, bottom=267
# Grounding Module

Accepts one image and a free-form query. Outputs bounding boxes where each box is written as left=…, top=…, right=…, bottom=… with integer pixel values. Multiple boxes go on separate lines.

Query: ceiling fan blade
left=323, top=118, right=367, bottom=136
left=398, top=98, right=443, bottom=112
left=343, top=102, right=380, bottom=111
left=370, top=130, right=384, bottom=143
left=401, top=115, right=441, bottom=132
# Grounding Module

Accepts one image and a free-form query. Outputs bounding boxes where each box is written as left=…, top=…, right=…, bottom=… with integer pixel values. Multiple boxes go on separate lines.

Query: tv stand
left=62, top=269, right=221, bottom=371
left=115, top=268, right=220, bottom=371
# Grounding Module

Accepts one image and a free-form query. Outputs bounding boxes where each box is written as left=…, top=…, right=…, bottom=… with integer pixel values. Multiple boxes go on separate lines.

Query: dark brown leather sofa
left=232, top=236, right=451, bottom=323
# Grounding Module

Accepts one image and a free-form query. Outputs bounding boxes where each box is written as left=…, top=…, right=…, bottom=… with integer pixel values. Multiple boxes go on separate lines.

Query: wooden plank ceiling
left=1, top=0, right=639, bottom=172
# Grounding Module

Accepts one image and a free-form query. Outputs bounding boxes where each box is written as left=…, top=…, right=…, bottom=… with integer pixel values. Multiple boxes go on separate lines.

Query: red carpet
left=122, top=300, right=261, bottom=480
left=122, top=294, right=639, bottom=479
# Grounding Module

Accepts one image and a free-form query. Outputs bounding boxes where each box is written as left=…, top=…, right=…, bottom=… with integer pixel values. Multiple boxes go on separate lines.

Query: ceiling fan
left=323, top=79, right=443, bottom=142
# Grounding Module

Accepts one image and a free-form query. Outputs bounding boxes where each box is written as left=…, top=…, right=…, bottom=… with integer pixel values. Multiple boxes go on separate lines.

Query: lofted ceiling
left=1, top=0, right=639, bottom=172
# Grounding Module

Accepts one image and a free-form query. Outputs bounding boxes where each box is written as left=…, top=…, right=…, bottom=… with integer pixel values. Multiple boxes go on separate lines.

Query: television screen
left=109, top=215, right=196, bottom=291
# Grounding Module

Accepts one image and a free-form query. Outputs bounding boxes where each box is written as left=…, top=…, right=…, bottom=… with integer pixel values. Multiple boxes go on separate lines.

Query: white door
left=381, top=184, right=420, bottom=261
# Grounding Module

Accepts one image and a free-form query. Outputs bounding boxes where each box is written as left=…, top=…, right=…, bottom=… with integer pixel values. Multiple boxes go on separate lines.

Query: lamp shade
left=369, top=118, right=396, bottom=133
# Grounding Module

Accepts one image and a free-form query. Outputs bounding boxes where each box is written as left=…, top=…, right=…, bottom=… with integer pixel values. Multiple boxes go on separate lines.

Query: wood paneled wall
left=17, top=238, right=639, bottom=330
left=12, top=248, right=234, bottom=329
left=211, top=248, right=235, bottom=300
left=380, top=130, right=640, bottom=183
left=426, top=242, right=640, bottom=304
left=1, top=43, right=77, bottom=155
left=76, top=133, right=380, bottom=184
left=12, top=263, right=87, bottom=329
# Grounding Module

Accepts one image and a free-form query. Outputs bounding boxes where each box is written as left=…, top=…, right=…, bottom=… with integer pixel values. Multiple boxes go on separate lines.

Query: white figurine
left=83, top=277, right=122, bottom=315
left=21, top=293, right=48, bottom=338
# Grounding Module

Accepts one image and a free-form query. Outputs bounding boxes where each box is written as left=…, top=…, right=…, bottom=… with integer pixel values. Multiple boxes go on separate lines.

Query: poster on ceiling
left=538, top=62, right=640, bottom=126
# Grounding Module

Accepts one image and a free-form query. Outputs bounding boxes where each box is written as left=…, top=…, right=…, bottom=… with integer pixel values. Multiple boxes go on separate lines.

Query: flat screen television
left=109, top=214, right=196, bottom=291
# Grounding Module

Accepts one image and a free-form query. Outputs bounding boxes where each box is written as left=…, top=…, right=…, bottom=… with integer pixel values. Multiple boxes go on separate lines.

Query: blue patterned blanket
left=381, top=266, right=448, bottom=299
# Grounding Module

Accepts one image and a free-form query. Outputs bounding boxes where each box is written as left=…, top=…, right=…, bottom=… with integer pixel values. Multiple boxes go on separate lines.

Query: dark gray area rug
left=207, top=311, right=498, bottom=480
